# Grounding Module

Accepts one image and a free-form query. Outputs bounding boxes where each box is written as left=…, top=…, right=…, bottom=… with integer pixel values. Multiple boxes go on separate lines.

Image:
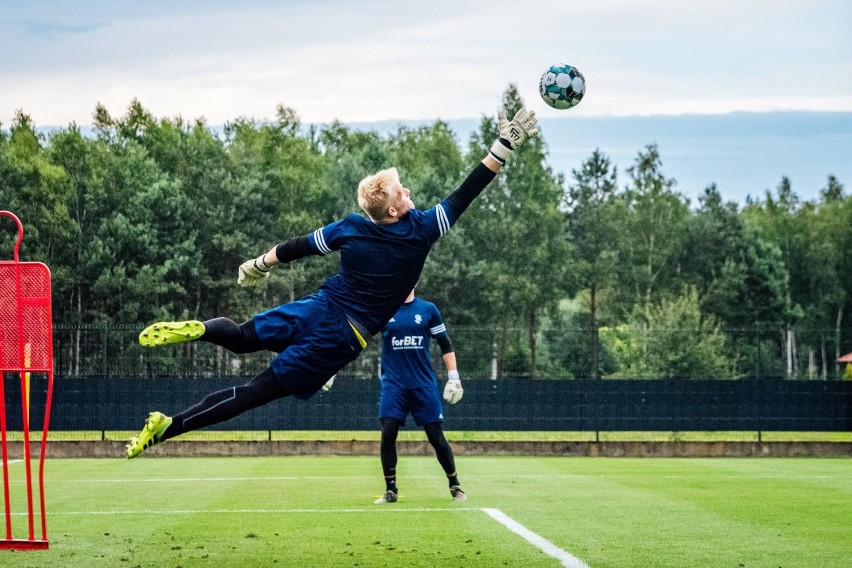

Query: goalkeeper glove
left=488, top=108, right=540, bottom=166
left=237, top=254, right=272, bottom=287
left=442, top=370, right=463, bottom=405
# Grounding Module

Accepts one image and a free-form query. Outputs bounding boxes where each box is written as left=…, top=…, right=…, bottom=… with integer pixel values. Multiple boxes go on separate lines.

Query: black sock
left=447, top=473, right=460, bottom=488
left=385, top=474, right=397, bottom=494
left=379, top=418, right=401, bottom=494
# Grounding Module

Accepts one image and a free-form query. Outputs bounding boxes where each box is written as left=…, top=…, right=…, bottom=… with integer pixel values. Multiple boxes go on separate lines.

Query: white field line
left=483, top=508, right=590, bottom=568
left=13, top=506, right=590, bottom=567
left=19, top=507, right=472, bottom=516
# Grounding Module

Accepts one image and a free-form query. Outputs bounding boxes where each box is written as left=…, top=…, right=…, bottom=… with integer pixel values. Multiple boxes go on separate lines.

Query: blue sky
left=1, top=1, right=850, bottom=203
left=2, top=0, right=850, bottom=124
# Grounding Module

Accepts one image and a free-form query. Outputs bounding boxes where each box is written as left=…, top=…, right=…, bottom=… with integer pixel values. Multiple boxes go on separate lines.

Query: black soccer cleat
left=374, top=490, right=398, bottom=504
left=450, top=485, right=467, bottom=502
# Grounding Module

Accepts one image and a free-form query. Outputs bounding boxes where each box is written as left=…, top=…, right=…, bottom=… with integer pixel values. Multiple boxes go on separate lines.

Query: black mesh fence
left=5, top=375, right=851, bottom=432
left=52, top=324, right=851, bottom=380
left=2, top=324, right=843, bottom=433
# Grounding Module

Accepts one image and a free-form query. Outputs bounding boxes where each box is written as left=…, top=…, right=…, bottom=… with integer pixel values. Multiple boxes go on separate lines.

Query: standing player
left=374, top=288, right=465, bottom=504
left=126, top=108, right=538, bottom=459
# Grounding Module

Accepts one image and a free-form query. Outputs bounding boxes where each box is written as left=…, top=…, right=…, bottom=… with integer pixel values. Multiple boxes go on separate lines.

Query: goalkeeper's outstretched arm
left=444, top=108, right=540, bottom=220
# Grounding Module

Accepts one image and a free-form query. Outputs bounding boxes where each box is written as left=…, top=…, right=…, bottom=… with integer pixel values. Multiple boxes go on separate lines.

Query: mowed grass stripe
left=23, top=506, right=480, bottom=515
left=1, top=457, right=849, bottom=567
left=36, top=472, right=852, bottom=483
left=14, top=506, right=593, bottom=568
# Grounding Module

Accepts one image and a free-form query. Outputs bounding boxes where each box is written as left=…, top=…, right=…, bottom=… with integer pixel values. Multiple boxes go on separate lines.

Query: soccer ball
left=539, top=64, right=585, bottom=110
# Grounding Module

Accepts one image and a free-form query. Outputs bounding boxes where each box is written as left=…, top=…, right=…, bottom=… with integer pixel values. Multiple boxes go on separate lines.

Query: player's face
left=389, top=182, right=414, bottom=217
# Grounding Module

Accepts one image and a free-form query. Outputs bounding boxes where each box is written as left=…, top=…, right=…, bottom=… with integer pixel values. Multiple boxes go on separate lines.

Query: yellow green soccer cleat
left=139, top=320, right=205, bottom=347
left=126, top=411, right=173, bottom=459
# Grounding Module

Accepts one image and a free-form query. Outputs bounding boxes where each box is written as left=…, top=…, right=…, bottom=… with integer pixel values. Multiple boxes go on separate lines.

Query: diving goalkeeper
left=126, top=108, right=539, bottom=458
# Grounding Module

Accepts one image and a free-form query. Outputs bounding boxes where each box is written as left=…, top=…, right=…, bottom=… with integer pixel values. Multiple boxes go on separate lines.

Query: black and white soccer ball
left=539, top=64, right=586, bottom=110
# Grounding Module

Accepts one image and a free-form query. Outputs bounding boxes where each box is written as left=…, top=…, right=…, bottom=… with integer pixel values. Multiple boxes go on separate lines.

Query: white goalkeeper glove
left=488, top=108, right=540, bottom=166
left=237, top=254, right=272, bottom=287
left=442, top=370, right=463, bottom=405
left=321, top=375, right=336, bottom=392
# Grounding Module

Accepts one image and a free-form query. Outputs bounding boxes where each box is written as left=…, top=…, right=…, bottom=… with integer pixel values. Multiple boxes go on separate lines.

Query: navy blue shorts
left=379, top=382, right=444, bottom=426
left=254, top=294, right=364, bottom=400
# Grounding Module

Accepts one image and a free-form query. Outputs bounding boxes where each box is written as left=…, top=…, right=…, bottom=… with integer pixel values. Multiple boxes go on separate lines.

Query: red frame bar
left=0, top=211, right=54, bottom=550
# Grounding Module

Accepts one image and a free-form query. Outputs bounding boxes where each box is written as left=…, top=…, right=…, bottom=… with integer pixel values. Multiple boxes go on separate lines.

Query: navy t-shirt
left=380, top=298, right=447, bottom=389
left=307, top=204, right=454, bottom=336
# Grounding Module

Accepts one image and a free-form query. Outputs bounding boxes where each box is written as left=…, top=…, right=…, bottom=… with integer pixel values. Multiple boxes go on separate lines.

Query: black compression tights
left=379, top=418, right=457, bottom=477
left=200, top=317, right=265, bottom=354
left=162, top=367, right=291, bottom=441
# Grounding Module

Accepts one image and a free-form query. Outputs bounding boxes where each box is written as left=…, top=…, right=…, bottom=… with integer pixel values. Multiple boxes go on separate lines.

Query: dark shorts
left=254, top=295, right=364, bottom=400
left=379, top=383, right=444, bottom=426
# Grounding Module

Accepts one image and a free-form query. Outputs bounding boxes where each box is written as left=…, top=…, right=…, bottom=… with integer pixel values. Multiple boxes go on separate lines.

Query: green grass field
left=2, top=456, right=850, bottom=567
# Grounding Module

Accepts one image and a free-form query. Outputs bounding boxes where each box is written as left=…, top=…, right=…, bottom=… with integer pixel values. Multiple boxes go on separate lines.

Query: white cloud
left=1, top=0, right=850, bottom=125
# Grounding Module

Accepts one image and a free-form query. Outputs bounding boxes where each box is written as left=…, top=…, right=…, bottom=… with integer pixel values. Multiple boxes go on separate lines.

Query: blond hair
left=358, top=167, right=399, bottom=222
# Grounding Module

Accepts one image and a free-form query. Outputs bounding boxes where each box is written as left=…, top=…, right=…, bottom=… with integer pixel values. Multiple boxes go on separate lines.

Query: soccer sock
left=385, top=469, right=398, bottom=493
left=446, top=472, right=460, bottom=488
left=379, top=418, right=400, bottom=494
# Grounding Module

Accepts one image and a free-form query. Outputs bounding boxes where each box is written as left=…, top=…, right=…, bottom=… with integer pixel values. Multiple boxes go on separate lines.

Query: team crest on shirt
left=415, top=314, right=422, bottom=324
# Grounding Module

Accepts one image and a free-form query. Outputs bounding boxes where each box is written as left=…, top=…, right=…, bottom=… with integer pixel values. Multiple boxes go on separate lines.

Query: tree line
left=2, top=86, right=850, bottom=380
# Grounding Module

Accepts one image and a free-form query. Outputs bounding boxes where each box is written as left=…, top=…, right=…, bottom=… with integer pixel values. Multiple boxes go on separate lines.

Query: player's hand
left=321, top=375, right=336, bottom=392
left=489, top=108, right=539, bottom=165
left=237, top=255, right=271, bottom=287
left=443, top=378, right=463, bottom=405
left=497, top=108, right=539, bottom=149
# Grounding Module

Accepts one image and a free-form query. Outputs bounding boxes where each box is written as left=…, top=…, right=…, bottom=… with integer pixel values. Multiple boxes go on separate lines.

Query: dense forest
left=2, top=86, right=850, bottom=380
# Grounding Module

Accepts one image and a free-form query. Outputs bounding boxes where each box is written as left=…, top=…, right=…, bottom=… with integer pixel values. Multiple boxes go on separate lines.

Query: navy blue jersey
left=380, top=298, right=447, bottom=389
left=307, top=204, right=454, bottom=335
